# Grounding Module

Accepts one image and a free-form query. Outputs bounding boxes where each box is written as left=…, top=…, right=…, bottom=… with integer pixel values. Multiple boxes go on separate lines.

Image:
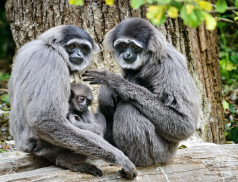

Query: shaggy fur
left=82, top=18, right=200, bottom=167
left=8, top=25, right=137, bottom=179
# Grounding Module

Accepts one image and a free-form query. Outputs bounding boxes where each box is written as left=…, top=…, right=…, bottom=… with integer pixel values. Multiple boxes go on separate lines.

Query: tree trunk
left=5, top=0, right=225, bottom=144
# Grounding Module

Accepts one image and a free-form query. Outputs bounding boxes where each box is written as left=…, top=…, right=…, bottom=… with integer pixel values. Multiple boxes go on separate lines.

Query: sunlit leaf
left=234, top=17, right=238, bottom=21
left=196, top=1, right=212, bottom=11
left=167, top=6, right=178, bottom=18
left=131, top=0, right=144, bottom=10
left=186, top=4, right=194, bottom=15
left=220, top=59, right=237, bottom=71
left=222, top=100, right=229, bottom=110
left=146, top=5, right=160, bottom=19
left=147, top=5, right=166, bottom=26
left=69, top=0, right=84, bottom=6
left=215, top=0, right=227, bottom=13
left=105, top=0, right=114, bottom=6
left=202, top=11, right=217, bottom=30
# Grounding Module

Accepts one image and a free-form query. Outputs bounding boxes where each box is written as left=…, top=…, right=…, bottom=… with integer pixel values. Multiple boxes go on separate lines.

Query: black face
left=65, top=42, right=90, bottom=65
left=115, top=42, right=143, bottom=63
left=75, top=94, right=91, bottom=112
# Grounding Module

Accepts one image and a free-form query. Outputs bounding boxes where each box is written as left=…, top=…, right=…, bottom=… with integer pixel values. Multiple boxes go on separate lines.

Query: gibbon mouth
left=78, top=105, right=87, bottom=111
left=124, top=58, right=136, bottom=63
left=70, top=59, right=84, bottom=65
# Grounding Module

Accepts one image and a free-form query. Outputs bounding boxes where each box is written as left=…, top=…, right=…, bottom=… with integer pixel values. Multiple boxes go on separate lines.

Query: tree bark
left=0, top=144, right=237, bottom=181
left=5, top=0, right=225, bottom=144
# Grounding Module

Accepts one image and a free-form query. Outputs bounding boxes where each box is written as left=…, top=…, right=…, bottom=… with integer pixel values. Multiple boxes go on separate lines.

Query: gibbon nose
left=77, top=52, right=84, bottom=60
left=123, top=51, right=132, bottom=59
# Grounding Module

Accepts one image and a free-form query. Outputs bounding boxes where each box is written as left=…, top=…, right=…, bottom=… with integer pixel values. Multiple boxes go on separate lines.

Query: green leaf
left=105, top=0, right=114, bottom=6
left=181, top=6, right=204, bottom=28
left=0, top=94, right=10, bottom=104
left=155, top=0, right=171, bottom=5
left=202, top=11, right=217, bottom=30
left=235, top=0, right=238, bottom=8
left=131, top=0, right=144, bottom=9
left=167, top=6, right=179, bottom=18
left=215, top=0, right=227, bottom=13
left=222, top=100, right=229, bottom=110
left=194, top=9, right=205, bottom=24
left=69, top=0, right=84, bottom=5
left=234, top=17, right=238, bottom=21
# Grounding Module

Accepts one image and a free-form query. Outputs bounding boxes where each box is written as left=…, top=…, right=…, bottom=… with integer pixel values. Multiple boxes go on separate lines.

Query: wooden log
left=0, top=152, right=51, bottom=175
left=0, top=144, right=237, bottom=182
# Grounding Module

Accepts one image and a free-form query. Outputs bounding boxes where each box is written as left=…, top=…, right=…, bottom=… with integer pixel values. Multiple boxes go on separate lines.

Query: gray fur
left=82, top=18, right=200, bottom=167
left=8, top=25, right=137, bottom=179
left=68, top=83, right=106, bottom=137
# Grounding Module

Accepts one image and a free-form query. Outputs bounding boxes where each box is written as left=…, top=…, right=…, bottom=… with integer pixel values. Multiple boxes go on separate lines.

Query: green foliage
left=225, top=127, right=238, bottom=143
left=218, top=9, right=238, bottom=143
left=236, top=0, right=238, bottom=8
left=69, top=0, right=237, bottom=31
left=0, top=148, right=4, bottom=153
left=0, top=94, right=9, bottom=104
left=131, top=0, right=144, bottom=9
left=0, top=71, right=10, bottom=81
left=218, top=24, right=238, bottom=86
left=0, top=0, right=15, bottom=69
left=181, top=5, right=205, bottom=28
left=216, top=0, right=228, bottom=13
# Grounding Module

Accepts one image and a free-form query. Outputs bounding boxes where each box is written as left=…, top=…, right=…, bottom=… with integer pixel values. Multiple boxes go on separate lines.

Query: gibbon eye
left=86, top=100, right=90, bottom=105
left=81, top=46, right=86, bottom=51
left=70, top=44, right=76, bottom=50
left=134, top=45, right=138, bottom=49
left=79, top=96, right=85, bottom=103
left=122, top=44, right=127, bottom=48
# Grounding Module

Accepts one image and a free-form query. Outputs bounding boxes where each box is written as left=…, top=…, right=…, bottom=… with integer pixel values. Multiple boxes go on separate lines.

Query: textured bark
left=5, top=0, right=225, bottom=143
left=0, top=152, right=51, bottom=175
left=0, top=144, right=237, bottom=181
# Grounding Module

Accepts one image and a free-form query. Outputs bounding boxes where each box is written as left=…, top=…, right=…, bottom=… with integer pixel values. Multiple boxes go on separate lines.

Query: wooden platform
left=0, top=144, right=238, bottom=182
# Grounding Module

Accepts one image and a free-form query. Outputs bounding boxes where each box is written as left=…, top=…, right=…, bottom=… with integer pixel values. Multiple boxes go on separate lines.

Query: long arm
left=82, top=68, right=199, bottom=143
left=30, top=116, right=135, bottom=173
